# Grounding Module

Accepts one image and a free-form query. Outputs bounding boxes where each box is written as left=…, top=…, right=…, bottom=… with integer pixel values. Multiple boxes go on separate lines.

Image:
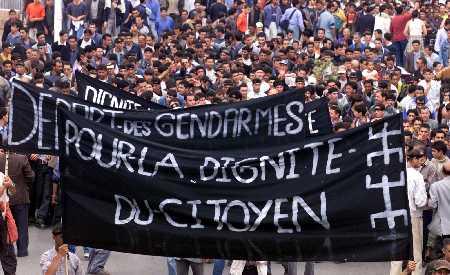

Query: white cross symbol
left=366, top=172, right=408, bottom=229
left=367, top=122, right=403, bottom=167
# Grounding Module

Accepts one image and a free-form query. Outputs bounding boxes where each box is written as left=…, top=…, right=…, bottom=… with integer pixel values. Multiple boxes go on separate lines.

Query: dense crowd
left=0, top=0, right=450, bottom=274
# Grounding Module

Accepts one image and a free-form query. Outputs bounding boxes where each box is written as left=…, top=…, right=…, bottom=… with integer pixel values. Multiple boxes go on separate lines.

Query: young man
left=431, top=141, right=449, bottom=181
left=391, top=149, right=428, bottom=275
left=2, top=9, right=22, bottom=44
left=40, top=223, right=83, bottom=275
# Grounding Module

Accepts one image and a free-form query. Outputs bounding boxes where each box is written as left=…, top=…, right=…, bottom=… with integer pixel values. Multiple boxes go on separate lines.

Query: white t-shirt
left=409, top=19, right=425, bottom=37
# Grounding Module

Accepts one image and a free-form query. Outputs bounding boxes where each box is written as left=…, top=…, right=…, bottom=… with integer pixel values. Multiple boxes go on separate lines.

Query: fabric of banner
left=8, top=81, right=330, bottom=154
left=57, top=107, right=410, bottom=262
left=75, top=71, right=166, bottom=110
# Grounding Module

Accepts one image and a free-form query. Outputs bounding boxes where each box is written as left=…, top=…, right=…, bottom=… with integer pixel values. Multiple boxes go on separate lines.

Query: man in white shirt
left=390, top=148, right=428, bottom=275
left=418, top=69, right=441, bottom=109
left=247, top=78, right=267, bottom=99
left=40, top=223, right=83, bottom=275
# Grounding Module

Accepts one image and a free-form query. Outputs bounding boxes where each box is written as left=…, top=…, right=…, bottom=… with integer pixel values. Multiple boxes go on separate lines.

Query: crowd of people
left=0, top=0, right=449, bottom=274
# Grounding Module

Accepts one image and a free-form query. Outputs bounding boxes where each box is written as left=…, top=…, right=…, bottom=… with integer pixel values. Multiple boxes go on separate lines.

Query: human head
left=8, top=9, right=17, bottom=20
left=52, top=223, right=64, bottom=248
left=412, top=40, right=421, bottom=52
left=372, top=104, right=385, bottom=119
left=408, top=148, right=425, bottom=169
left=160, top=7, right=168, bottom=17
left=418, top=123, right=431, bottom=143
left=443, top=239, right=450, bottom=262
left=96, top=65, right=108, bottom=80
left=432, top=141, right=447, bottom=160
left=435, top=130, right=446, bottom=143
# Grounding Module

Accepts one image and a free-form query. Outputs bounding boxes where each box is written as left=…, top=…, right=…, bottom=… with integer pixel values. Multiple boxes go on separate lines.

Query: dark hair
left=345, top=81, right=357, bottom=91
left=353, top=103, right=367, bottom=115
left=384, top=33, right=392, bottom=41
left=432, top=140, right=447, bottom=154
left=333, top=122, right=347, bottom=132
left=407, top=148, right=425, bottom=159
left=102, top=33, right=112, bottom=40
left=52, top=223, right=63, bottom=235
left=435, top=129, right=446, bottom=137
left=329, top=104, right=341, bottom=115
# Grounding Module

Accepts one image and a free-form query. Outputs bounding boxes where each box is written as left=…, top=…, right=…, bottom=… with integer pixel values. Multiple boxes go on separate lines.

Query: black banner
left=75, top=71, right=166, bottom=110
left=58, top=108, right=410, bottom=262
left=8, top=81, right=331, bottom=154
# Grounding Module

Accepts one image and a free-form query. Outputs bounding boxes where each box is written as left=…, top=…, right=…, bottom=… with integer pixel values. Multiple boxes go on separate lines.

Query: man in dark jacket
left=354, top=4, right=375, bottom=34
left=209, top=0, right=227, bottom=22
left=0, top=151, right=34, bottom=257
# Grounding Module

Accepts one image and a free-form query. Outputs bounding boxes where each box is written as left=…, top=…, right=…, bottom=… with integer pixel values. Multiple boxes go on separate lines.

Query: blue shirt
left=156, top=16, right=175, bottom=36
left=317, top=10, right=335, bottom=40
left=281, top=7, right=304, bottom=32
left=440, top=38, right=449, bottom=67
left=146, top=0, right=160, bottom=22
left=5, top=32, right=21, bottom=46
left=158, top=94, right=185, bottom=108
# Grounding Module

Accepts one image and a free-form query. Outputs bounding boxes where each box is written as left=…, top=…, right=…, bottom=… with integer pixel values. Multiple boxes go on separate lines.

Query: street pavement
left=17, top=226, right=390, bottom=274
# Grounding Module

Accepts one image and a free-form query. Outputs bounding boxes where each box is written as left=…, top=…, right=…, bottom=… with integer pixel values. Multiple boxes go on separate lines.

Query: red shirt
left=390, top=12, right=412, bottom=42
left=26, top=2, right=45, bottom=20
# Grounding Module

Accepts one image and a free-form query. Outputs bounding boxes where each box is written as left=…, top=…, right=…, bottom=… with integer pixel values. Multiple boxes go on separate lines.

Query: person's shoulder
left=433, top=177, right=450, bottom=188
left=407, top=167, right=422, bottom=176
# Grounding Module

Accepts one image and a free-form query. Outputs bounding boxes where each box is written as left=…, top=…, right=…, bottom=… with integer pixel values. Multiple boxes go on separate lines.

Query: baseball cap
left=256, top=22, right=263, bottom=28
left=338, top=66, right=346, bottom=74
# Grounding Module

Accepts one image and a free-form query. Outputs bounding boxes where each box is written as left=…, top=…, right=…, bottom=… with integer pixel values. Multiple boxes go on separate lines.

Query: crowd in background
left=0, top=0, right=450, bottom=274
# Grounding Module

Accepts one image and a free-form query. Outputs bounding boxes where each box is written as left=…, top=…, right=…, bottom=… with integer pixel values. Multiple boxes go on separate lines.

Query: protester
left=390, top=148, right=428, bottom=275
left=40, top=223, right=83, bottom=275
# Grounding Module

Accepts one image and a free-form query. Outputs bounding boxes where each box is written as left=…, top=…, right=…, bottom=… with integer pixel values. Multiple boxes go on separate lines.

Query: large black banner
left=58, top=108, right=410, bottom=261
left=75, top=71, right=166, bottom=110
left=8, top=81, right=331, bottom=154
